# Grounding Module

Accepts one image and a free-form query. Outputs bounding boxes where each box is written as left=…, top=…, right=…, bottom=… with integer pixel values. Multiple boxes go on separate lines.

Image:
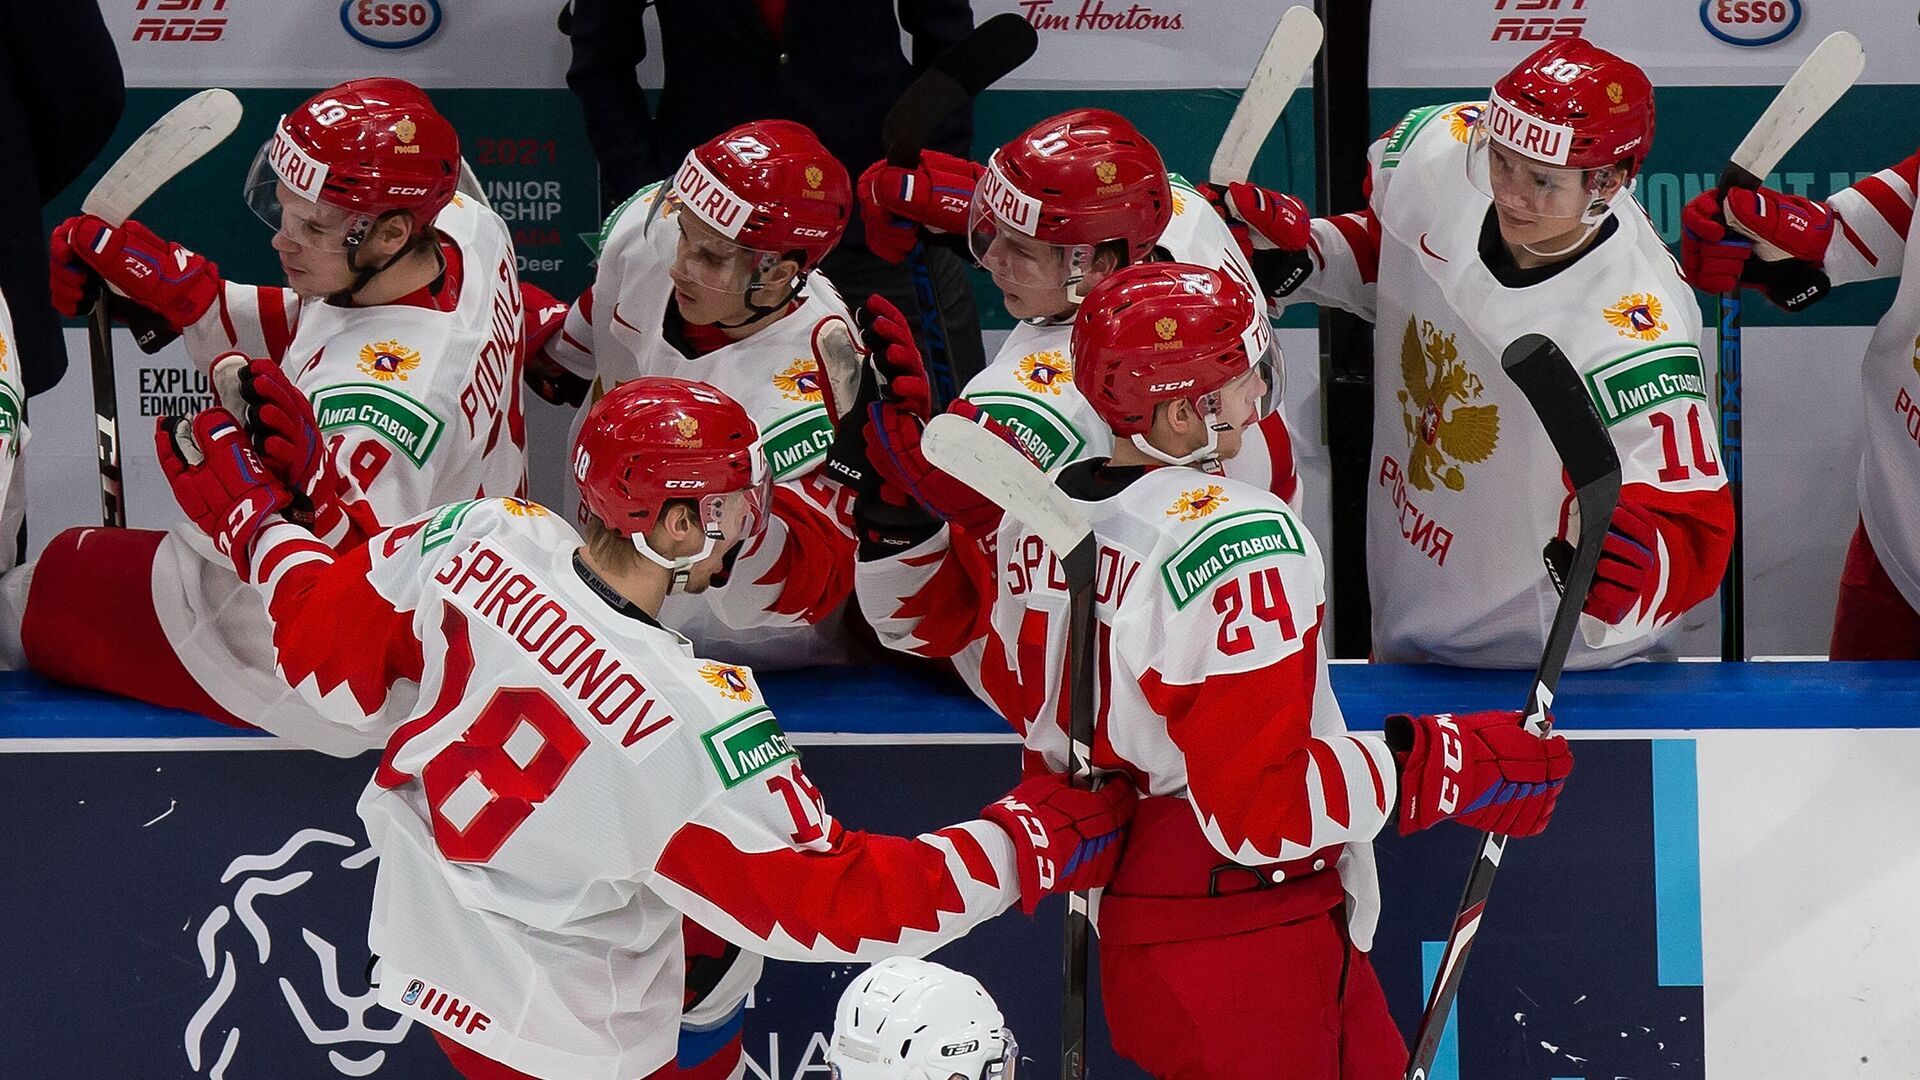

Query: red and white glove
left=981, top=771, right=1137, bottom=913
left=856, top=151, right=985, bottom=263
left=155, top=408, right=295, bottom=579
left=1385, top=710, right=1572, bottom=837
left=220, top=353, right=344, bottom=530
left=49, top=214, right=221, bottom=329
left=1199, top=181, right=1311, bottom=256
left=1585, top=501, right=1661, bottom=625
left=857, top=294, right=1018, bottom=532
left=1681, top=188, right=1834, bottom=289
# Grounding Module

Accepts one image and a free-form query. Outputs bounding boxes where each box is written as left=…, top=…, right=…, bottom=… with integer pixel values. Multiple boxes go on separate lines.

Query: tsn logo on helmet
left=1700, top=0, right=1801, bottom=46
left=1488, top=0, right=1585, bottom=44
left=341, top=0, right=443, bottom=50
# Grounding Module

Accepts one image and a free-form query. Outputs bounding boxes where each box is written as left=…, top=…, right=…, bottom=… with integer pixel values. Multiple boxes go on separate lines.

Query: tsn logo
left=132, top=0, right=227, bottom=43
left=1489, top=0, right=1585, bottom=43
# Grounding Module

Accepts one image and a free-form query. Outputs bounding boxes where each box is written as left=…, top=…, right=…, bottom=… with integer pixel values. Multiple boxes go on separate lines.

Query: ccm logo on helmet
left=1700, top=0, right=1802, bottom=47
left=340, top=0, right=443, bottom=50
left=663, top=479, right=709, bottom=489
left=1149, top=379, right=1197, bottom=393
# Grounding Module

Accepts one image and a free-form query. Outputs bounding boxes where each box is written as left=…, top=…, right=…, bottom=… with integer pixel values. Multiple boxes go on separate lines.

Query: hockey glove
left=1681, top=190, right=1833, bottom=311
left=857, top=295, right=1018, bottom=533
left=226, top=354, right=343, bottom=530
left=857, top=151, right=985, bottom=264
left=982, top=771, right=1137, bottom=913
left=1385, top=710, right=1571, bottom=838
left=50, top=214, right=221, bottom=329
left=156, top=408, right=295, bottom=579
left=1584, top=501, right=1662, bottom=626
left=1198, top=181, right=1315, bottom=299
left=518, top=281, right=588, bottom=407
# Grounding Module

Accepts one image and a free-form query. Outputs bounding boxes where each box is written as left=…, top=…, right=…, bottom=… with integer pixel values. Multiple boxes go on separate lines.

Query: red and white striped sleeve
left=1824, top=149, right=1918, bottom=286
left=542, top=283, right=598, bottom=380
left=701, top=476, right=856, bottom=630
left=183, top=281, right=303, bottom=369
left=1297, top=208, right=1383, bottom=322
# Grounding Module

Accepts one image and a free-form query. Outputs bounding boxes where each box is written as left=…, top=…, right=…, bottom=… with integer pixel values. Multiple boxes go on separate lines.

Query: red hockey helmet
left=1489, top=39, right=1655, bottom=174
left=657, top=119, right=851, bottom=279
left=967, top=108, right=1172, bottom=293
left=1073, top=262, right=1278, bottom=464
left=244, top=78, right=460, bottom=250
left=574, top=378, right=771, bottom=581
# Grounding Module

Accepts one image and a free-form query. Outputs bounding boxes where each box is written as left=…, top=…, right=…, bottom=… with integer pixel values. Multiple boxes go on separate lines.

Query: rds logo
left=341, top=0, right=443, bottom=50
left=1699, top=0, right=1801, bottom=47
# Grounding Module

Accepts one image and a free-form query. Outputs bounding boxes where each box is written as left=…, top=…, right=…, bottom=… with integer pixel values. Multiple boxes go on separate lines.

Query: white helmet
left=829, top=958, right=1018, bottom=1080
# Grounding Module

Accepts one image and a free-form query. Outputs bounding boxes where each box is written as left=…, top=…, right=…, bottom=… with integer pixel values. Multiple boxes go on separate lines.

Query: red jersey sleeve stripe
left=1851, top=175, right=1914, bottom=243
left=375, top=602, right=474, bottom=790
left=1326, top=212, right=1380, bottom=285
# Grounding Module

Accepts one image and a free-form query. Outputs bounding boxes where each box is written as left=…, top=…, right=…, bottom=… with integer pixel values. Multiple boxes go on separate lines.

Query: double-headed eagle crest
left=1397, top=316, right=1499, bottom=492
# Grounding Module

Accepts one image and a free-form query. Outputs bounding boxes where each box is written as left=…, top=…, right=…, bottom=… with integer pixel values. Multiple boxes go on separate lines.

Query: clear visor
left=244, top=133, right=374, bottom=253
left=1200, top=313, right=1282, bottom=428
left=1465, top=125, right=1623, bottom=224
left=698, top=441, right=774, bottom=549
left=967, top=192, right=1093, bottom=291
left=645, top=178, right=782, bottom=294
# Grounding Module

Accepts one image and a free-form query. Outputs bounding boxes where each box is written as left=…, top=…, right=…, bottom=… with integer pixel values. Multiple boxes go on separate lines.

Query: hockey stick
left=921, top=412, right=1098, bottom=1080
left=79, top=87, right=243, bottom=526
left=1710, top=30, right=1863, bottom=661
left=1208, top=5, right=1323, bottom=186
left=1403, top=334, right=1621, bottom=1080
left=881, top=12, right=1039, bottom=410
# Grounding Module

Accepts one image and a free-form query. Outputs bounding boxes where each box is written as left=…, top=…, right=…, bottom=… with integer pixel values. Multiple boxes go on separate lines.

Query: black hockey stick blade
left=1404, top=335, right=1621, bottom=1080
left=882, top=13, right=1038, bottom=165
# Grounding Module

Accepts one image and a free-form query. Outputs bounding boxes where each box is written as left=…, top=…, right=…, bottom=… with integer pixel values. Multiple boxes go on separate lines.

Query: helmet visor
left=244, top=125, right=374, bottom=252
left=966, top=161, right=1094, bottom=291
left=1466, top=123, right=1622, bottom=223
left=1198, top=313, right=1281, bottom=427
left=698, top=439, right=773, bottom=549
left=644, top=185, right=782, bottom=293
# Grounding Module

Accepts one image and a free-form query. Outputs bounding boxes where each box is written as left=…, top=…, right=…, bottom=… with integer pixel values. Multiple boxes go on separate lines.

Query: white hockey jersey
left=146, top=195, right=529, bottom=753
left=545, top=182, right=861, bottom=667
left=856, top=464, right=1390, bottom=946
left=244, top=499, right=1020, bottom=1080
left=1820, top=148, right=1920, bottom=613
left=1292, top=102, right=1734, bottom=668
left=0, top=290, right=26, bottom=576
left=962, top=173, right=1302, bottom=508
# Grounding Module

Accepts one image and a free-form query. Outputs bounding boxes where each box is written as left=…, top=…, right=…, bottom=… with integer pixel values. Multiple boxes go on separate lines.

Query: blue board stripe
left=1652, top=739, right=1705, bottom=986
left=1421, top=940, right=1461, bottom=1080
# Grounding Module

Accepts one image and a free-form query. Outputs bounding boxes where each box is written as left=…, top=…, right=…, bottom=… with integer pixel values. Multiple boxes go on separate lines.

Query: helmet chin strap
left=632, top=533, right=718, bottom=595
left=713, top=260, right=803, bottom=331
left=332, top=213, right=434, bottom=303
left=1129, top=408, right=1230, bottom=469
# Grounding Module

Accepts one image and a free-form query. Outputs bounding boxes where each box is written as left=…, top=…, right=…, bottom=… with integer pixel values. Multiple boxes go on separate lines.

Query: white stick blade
left=84, top=88, right=243, bottom=224
left=1728, top=31, right=1864, bottom=180
left=1209, top=5, right=1323, bottom=186
left=922, top=413, right=1090, bottom=555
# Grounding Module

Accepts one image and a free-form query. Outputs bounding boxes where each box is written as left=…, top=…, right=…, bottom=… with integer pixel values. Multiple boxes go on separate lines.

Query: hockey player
left=857, top=108, right=1301, bottom=506
left=827, top=958, right=1017, bottom=1080
left=0, top=79, right=537, bottom=752
left=854, top=262, right=1573, bottom=1079
left=0, top=289, right=24, bottom=579
left=1680, top=152, right=1920, bottom=658
left=150, top=374, right=1135, bottom=1080
left=538, top=119, right=866, bottom=668
left=1210, top=39, right=1734, bottom=668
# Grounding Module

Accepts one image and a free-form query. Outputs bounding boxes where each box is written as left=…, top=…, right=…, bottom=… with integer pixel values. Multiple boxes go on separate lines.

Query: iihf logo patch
left=401, top=979, right=426, bottom=1006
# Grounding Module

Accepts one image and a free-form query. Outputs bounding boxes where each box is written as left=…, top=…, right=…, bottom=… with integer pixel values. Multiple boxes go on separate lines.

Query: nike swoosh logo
left=1419, top=233, right=1448, bottom=263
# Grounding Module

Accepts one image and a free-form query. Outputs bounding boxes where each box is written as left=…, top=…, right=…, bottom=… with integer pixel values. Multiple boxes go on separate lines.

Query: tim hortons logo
left=1396, top=316, right=1499, bottom=492
left=1017, top=0, right=1184, bottom=32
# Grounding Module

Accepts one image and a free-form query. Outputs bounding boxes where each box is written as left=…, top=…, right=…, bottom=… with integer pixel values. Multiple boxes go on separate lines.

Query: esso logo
left=1699, top=0, right=1801, bottom=47
left=340, top=0, right=443, bottom=49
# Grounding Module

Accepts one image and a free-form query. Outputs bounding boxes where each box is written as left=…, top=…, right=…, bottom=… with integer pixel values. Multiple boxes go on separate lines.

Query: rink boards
left=5, top=661, right=1916, bottom=1080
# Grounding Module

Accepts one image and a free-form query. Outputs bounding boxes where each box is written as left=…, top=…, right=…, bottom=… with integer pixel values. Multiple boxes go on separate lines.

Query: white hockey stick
left=84, top=88, right=242, bottom=225
left=80, top=88, right=242, bottom=527
left=1209, top=5, right=1323, bottom=186
left=1711, top=30, right=1861, bottom=658
left=457, top=157, right=492, bottom=209
left=1723, top=31, right=1864, bottom=187
left=922, top=413, right=1097, bottom=1080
